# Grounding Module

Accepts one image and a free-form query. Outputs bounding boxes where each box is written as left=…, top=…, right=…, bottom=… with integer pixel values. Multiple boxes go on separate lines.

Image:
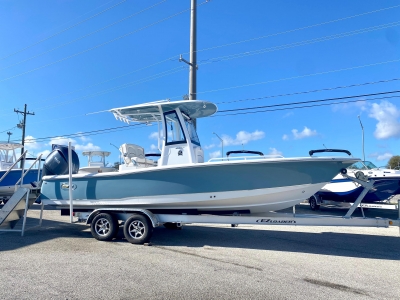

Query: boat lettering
left=256, top=219, right=296, bottom=224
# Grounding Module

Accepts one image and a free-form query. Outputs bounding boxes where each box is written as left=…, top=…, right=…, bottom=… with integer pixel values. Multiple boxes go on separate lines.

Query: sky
left=0, top=0, right=399, bottom=168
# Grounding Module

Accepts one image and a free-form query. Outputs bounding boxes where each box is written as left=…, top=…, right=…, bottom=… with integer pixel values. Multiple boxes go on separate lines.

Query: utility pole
left=14, top=104, right=35, bottom=167
left=7, top=131, right=12, bottom=143
left=179, top=0, right=198, bottom=128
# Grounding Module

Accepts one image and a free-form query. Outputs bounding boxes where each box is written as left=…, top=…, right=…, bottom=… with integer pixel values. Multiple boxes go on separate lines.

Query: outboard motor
left=42, top=146, right=80, bottom=176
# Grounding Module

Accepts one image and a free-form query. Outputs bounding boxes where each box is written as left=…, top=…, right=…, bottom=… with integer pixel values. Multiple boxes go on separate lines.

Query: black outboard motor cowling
left=42, top=146, right=80, bottom=176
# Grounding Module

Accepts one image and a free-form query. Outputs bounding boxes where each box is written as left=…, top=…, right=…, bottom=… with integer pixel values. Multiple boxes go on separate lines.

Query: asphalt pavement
left=0, top=204, right=399, bottom=300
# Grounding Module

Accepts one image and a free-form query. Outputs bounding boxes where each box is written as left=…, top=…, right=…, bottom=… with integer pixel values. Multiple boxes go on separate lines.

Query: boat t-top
left=39, top=99, right=359, bottom=215
left=79, top=151, right=117, bottom=174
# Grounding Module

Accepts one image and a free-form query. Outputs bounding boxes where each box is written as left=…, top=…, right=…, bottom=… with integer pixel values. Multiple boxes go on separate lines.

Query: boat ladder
left=0, top=187, right=43, bottom=236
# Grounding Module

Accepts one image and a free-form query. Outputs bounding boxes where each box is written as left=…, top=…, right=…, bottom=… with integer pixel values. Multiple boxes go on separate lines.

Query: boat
left=0, top=142, right=42, bottom=202
left=39, top=99, right=359, bottom=215
left=312, top=160, right=400, bottom=207
left=79, top=151, right=117, bottom=174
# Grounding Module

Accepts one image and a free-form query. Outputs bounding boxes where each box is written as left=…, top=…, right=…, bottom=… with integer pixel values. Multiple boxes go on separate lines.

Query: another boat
left=79, top=151, right=117, bottom=174
left=39, top=100, right=359, bottom=214
left=0, top=142, right=42, bottom=201
left=313, top=160, right=400, bottom=205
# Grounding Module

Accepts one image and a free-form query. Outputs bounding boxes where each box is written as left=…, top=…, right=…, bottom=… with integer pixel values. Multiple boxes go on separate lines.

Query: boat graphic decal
left=61, top=183, right=77, bottom=190
left=256, top=218, right=296, bottom=224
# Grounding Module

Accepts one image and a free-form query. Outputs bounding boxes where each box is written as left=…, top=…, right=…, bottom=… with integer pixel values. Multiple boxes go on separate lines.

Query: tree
left=386, top=156, right=400, bottom=169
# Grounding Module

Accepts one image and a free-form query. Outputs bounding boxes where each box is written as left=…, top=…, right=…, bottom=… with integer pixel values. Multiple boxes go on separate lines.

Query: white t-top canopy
left=0, top=142, right=23, bottom=150
left=110, top=100, right=218, bottom=123
left=82, top=151, right=111, bottom=157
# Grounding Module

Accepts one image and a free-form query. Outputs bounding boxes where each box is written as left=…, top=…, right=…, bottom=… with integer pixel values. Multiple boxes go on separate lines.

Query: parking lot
left=1, top=204, right=399, bottom=299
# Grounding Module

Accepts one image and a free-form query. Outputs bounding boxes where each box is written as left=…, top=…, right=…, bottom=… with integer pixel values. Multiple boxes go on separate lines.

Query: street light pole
left=213, top=132, right=224, bottom=158
left=358, top=115, right=365, bottom=162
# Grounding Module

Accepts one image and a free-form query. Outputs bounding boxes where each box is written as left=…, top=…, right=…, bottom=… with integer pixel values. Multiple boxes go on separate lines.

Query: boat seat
left=119, top=143, right=156, bottom=167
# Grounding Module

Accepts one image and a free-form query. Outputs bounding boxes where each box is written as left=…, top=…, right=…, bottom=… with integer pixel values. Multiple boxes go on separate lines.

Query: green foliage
left=386, top=156, right=400, bottom=169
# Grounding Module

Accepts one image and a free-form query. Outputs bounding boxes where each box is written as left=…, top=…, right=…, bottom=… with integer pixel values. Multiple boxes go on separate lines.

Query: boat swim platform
left=0, top=187, right=43, bottom=236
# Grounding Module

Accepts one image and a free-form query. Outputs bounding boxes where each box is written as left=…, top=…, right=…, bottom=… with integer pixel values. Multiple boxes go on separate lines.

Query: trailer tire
left=309, top=195, right=320, bottom=211
left=124, top=214, right=153, bottom=244
left=91, top=213, right=119, bottom=241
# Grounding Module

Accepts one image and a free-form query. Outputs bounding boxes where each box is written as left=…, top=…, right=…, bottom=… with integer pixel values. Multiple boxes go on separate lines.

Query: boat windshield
left=164, top=111, right=186, bottom=145
left=348, top=161, right=377, bottom=170
left=183, top=116, right=200, bottom=146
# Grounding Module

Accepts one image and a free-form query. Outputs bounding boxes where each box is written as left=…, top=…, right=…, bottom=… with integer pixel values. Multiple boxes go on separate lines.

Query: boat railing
left=208, top=154, right=284, bottom=162
left=0, top=150, right=28, bottom=184
left=14, top=153, right=43, bottom=191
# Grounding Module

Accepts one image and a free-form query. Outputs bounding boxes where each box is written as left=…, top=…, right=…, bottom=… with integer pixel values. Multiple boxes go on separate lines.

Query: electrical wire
left=214, top=95, right=400, bottom=117
left=0, top=4, right=195, bottom=83
left=189, top=3, right=400, bottom=55
left=21, top=123, right=146, bottom=143
left=193, top=58, right=400, bottom=96
left=216, top=78, right=400, bottom=104
left=217, top=90, right=400, bottom=113
left=0, top=0, right=168, bottom=71
left=198, top=21, right=400, bottom=65
left=0, top=0, right=128, bottom=61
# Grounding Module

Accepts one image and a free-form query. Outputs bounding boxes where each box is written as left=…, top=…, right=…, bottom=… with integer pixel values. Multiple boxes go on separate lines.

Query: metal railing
left=14, top=153, right=43, bottom=191
left=208, top=154, right=284, bottom=162
left=0, top=150, right=28, bottom=185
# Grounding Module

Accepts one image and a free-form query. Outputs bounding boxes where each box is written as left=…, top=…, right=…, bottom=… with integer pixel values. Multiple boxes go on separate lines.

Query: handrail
left=226, top=150, right=264, bottom=157
left=309, top=149, right=352, bottom=157
left=0, top=150, right=28, bottom=184
left=14, top=154, right=43, bottom=190
left=209, top=154, right=284, bottom=162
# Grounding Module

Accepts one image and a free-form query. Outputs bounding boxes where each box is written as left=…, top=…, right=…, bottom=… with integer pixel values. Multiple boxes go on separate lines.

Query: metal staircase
left=0, top=187, right=42, bottom=236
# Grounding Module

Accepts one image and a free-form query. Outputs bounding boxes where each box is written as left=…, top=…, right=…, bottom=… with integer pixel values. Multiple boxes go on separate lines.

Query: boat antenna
left=323, top=144, right=327, bottom=149
left=358, top=115, right=365, bottom=162
left=213, top=132, right=224, bottom=158
left=110, top=143, right=121, bottom=165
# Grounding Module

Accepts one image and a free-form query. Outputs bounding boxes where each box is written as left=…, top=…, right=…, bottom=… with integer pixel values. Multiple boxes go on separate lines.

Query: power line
left=216, top=78, right=400, bottom=104
left=198, top=21, right=400, bottom=65
left=0, top=0, right=168, bottom=71
left=215, top=95, right=400, bottom=117
left=0, top=0, right=128, bottom=61
left=21, top=123, right=145, bottom=143
left=217, top=90, right=400, bottom=113
left=192, top=58, right=400, bottom=96
left=190, top=4, right=400, bottom=55
left=34, top=66, right=188, bottom=112
left=13, top=3, right=394, bottom=108
left=0, top=4, right=194, bottom=83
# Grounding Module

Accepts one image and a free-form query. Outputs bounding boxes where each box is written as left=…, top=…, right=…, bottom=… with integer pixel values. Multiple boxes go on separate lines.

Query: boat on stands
left=0, top=142, right=42, bottom=202
left=310, top=160, right=400, bottom=209
left=39, top=100, right=359, bottom=215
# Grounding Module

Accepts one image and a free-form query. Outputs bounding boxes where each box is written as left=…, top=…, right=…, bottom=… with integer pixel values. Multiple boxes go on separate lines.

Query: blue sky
left=1, top=0, right=399, bottom=167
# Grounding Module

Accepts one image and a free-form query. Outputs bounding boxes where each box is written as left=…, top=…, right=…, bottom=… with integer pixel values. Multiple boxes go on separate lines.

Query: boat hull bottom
left=41, top=183, right=325, bottom=215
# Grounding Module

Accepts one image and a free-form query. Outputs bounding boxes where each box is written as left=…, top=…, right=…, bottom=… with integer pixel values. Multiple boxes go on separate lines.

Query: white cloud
left=332, top=101, right=367, bottom=112
left=368, top=101, right=400, bottom=139
left=283, top=112, right=294, bottom=118
left=38, top=150, right=51, bottom=159
left=209, top=150, right=221, bottom=159
left=47, top=137, right=100, bottom=151
left=369, top=152, right=393, bottom=161
left=292, top=126, right=317, bottom=140
left=149, top=132, right=159, bottom=140
left=204, top=144, right=215, bottom=150
left=150, top=144, right=158, bottom=151
left=222, top=130, right=265, bottom=146
left=24, top=135, right=42, bottom=150
left=282, top=134, right=289, bottom=141
left=268, top=147, right=283, bottom=156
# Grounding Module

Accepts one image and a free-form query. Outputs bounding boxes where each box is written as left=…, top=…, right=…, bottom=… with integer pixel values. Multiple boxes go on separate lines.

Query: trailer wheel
left=91, top=213, right=119, bottom=241
left=124, top=214, right=153, bottom=244
left=309, top=195, right=320, bottom=211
